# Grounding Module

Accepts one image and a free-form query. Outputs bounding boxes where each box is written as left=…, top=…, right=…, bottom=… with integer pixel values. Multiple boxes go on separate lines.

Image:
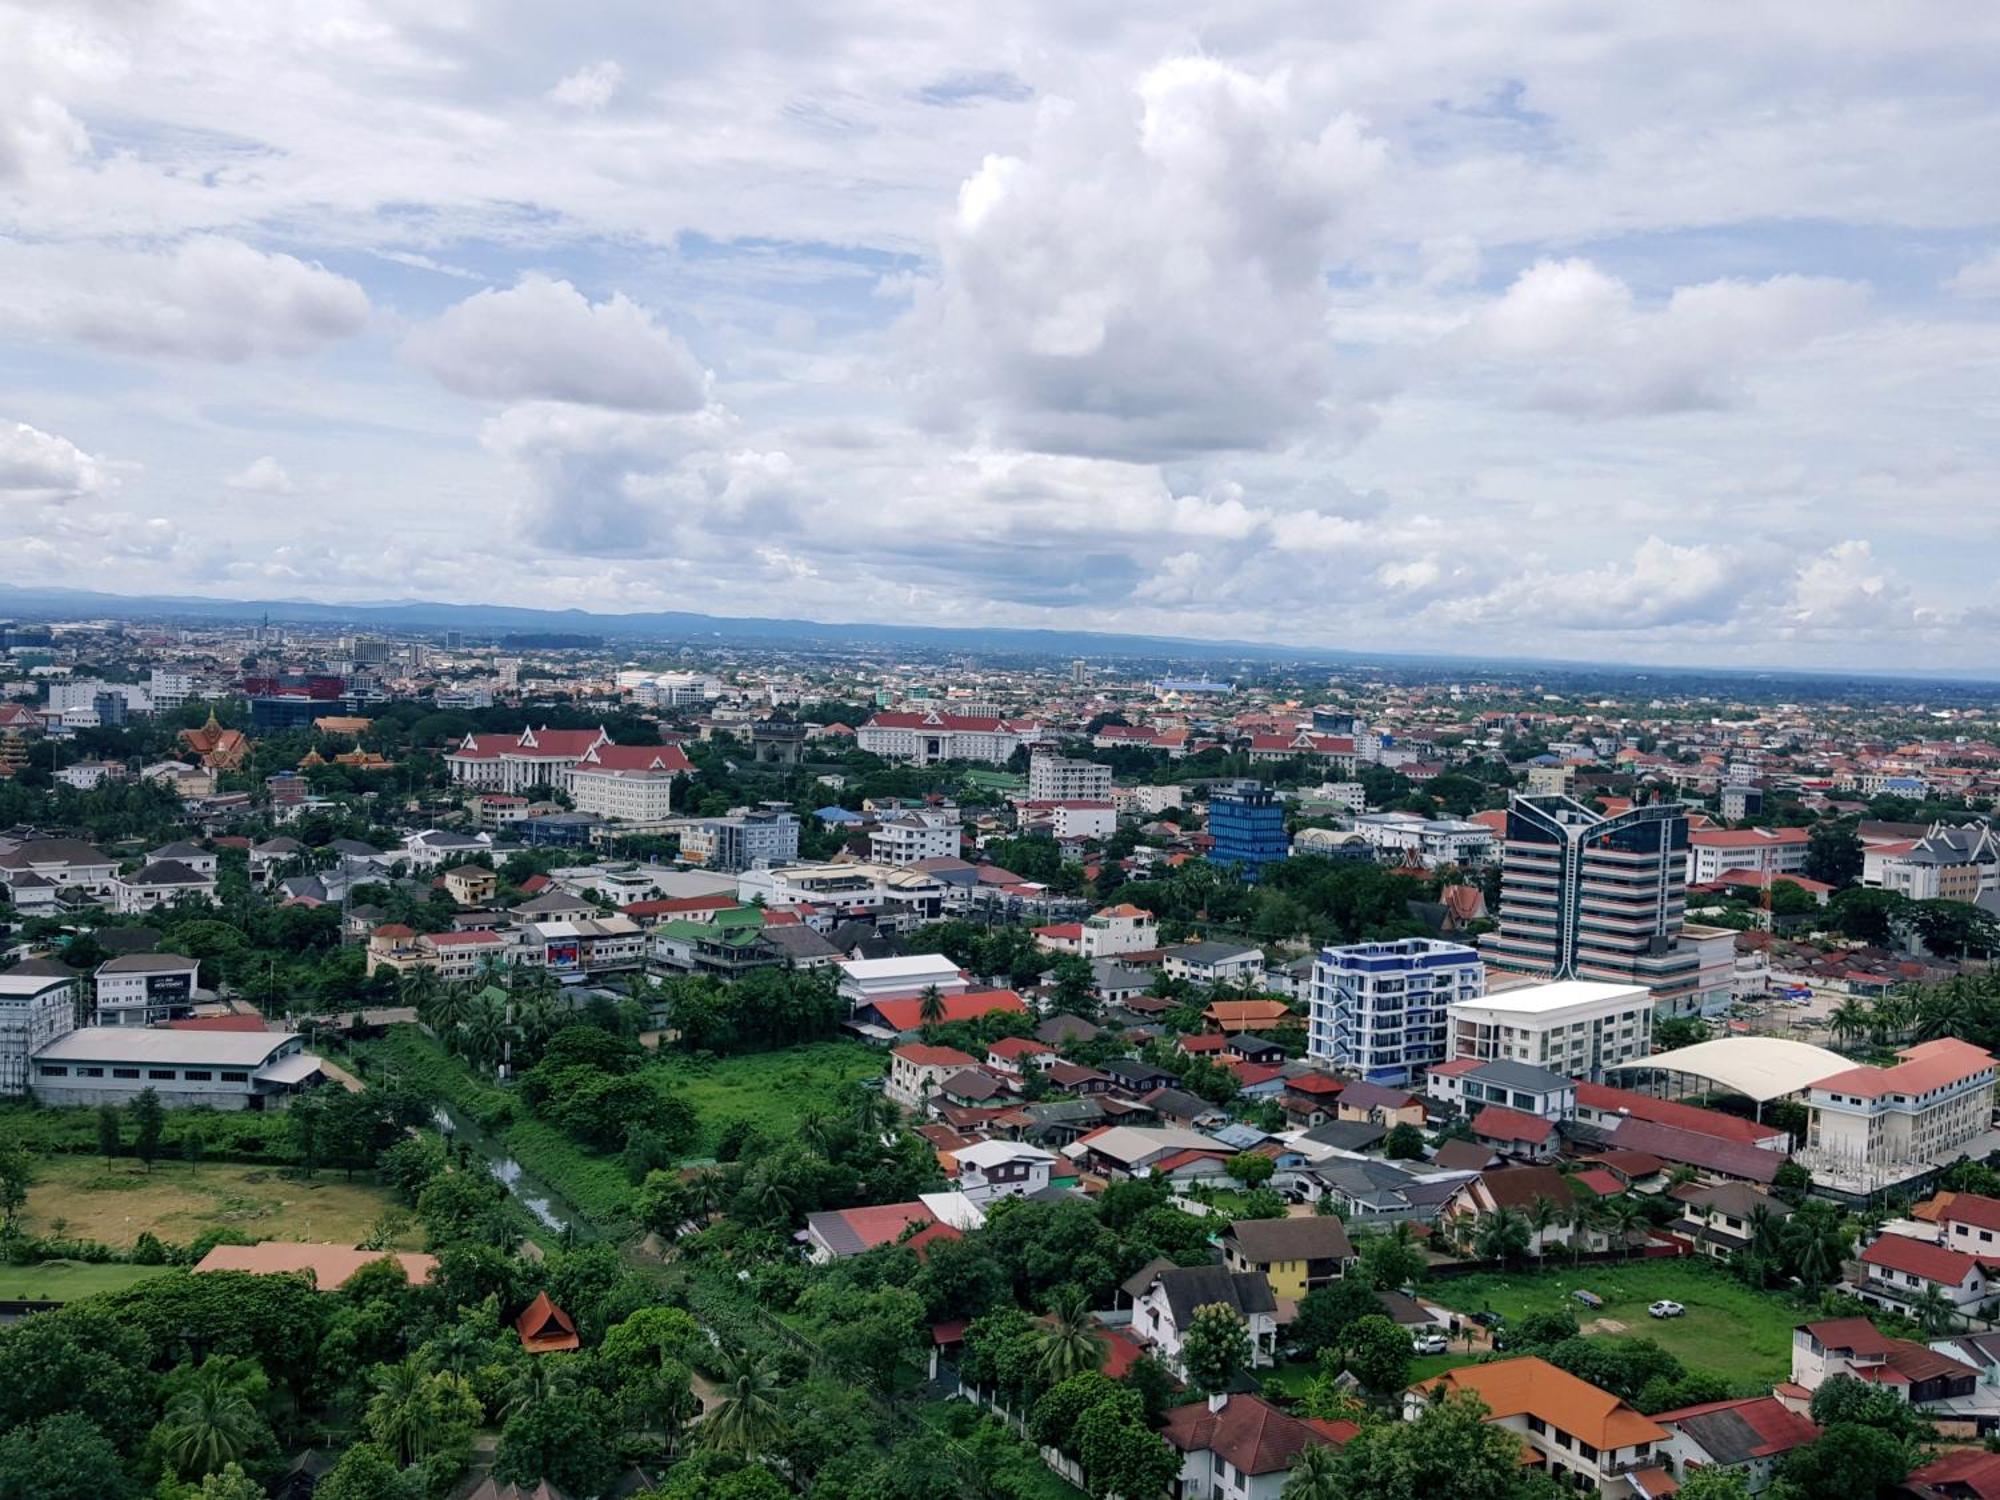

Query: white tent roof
left=1605, top=1035, right=1851, bottom=1102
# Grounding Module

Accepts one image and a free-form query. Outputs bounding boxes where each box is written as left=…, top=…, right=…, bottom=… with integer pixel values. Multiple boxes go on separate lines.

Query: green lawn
left=648, top=1042, right=888, bottom=1155
left=0, top=1260, right=178, bottom=1302
left=1265, top=1350, right=1478, bottom=1395
left=1426, top=1258, right=1798, bottom=1390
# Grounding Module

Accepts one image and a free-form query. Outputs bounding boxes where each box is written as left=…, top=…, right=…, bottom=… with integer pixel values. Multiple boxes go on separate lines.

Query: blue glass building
left=1208, top=783, right=1288, bottom=878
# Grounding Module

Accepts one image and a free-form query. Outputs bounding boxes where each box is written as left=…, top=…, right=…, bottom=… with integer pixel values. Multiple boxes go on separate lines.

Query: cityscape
left=4, top=7, right=2000, bottom=1500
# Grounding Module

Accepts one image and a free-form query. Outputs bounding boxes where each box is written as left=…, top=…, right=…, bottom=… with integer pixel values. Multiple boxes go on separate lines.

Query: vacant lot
left=0, top=1260, right=178, bottom=1302
left=650, top=1042, right=887, bottom=1156
left=19, top=1156, right=414, bottom=1250
left=1427, top=1257, right=1799, bottom=1389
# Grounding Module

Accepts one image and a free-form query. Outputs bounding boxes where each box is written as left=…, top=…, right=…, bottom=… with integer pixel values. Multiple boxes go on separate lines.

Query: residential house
left=1131, top=1264, right=1280, bottom=1376
left=1470, top=1104, right=1562, bottom=1162
left=985, top=1037, right=1057, bottom=1075
left=516, top=1292, right=582, bottom=1354
left=1101, top=1058, right=1178, bottom=1097
left=887, top=1044, right=979, bottom=1108
left=1791, top=1318, right=1980, bottom=1413
left=1227, top=1034, right=1286, bottom=1067
left=1850, top=1235, right=1996, bottom=1320
left=1278, top=1072, right=1346, bottom=1129
left=1407, top=1357, right=1671, bottom=1498
left=112, top=858, right=217, bottom=913
left=945, top=1140, right=1058, bottom=1204
left=249, top=837, right=310, bottom=886
left=1161, top=1393, right=1355, bottom=1500
left=443, top=865, right=498, bottom=905
left=1944, top=1195, right=2000, bottom=1258
left=1444, top=1166, right=1583, bottom=1255
left=1650, top=1396, right=1819, bottom=1495
left=1669, top=1181, right=1792, bottom=1261
left=1067, top=1125, right=1230, bottom=1180
left=1222, top=1216, right=1355, bottom=1302
left=1166, top=941, right=1267, bottom=987
left=1335, top=1080, right=1425, bottom=1129
left=1429, top=1058, right=1577, bottom=1124
left=1202, top=999, right=1292, bottom=1034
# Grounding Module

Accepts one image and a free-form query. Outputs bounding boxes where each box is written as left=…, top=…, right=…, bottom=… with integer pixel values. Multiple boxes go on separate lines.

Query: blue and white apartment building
left=1308, top=937, right=1485, bottom=1086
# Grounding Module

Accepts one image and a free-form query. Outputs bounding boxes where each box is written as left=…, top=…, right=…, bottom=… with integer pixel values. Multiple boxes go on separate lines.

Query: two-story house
left=1791, top=1318, right=1980, bottom=1412
left=1131, top=1264, right=1279, bottom=1377
left=1222, top=1215, right=1355, bottom=1302
left=1669, top=1181, right=1791, bottom=1262
left=886, top=1044, right=978, bottom=1108
left=1851, top=1234, right=1996, bottom=1318
left=946, top=1140, right=1057, bottom=1204
left=1651, top=1395, right=1818, bottom=1495
left=1161, top=1393, right=1355, bottom=1500
left=1408, top=1357, right=1670, bottom=1497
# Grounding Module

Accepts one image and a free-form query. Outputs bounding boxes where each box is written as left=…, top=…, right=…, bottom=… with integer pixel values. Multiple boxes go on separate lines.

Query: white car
left=1648, top=1300, right=1686, bottom=1319
left=1411, top=1333, right=1450, bottom=1355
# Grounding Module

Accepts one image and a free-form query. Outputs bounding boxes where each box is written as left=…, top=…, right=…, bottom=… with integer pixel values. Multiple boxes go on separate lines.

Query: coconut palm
left=424, top=1319, right=489, bottom=1379
left=366, top=1356, right=443, bottom=1465
left=1914, top=978, right=1972, bottom=1042
left=1829, top=997, right=1870, bottom=1048
left=1603, top=1196, right=1646, bottom=1258
left=701, top=1349, right=785, bottom=1457
left=1912, top=1282, right=1956, bottom=1336
left=746, top=1170, right=797, bottom=1228
left=501, top=1353, right=577, bottom=1419
left=1281, top=1442, right=1343, bottom=1500
left=1526, top=1195, right=1562, bottom=1268
left=797, top=1110, right=835, bottom=1156
left=918, top=984, right=947, bottom=1027
left=401, top=964, right=441, bottom=1019
left=460, top=990, right=514, bottom=1073
left=1564, top=1196, right=1606, bottom=1262
left=1473, top=1207, right=1532, bottom=1267
left=1034, top=1286, right=1107, bottom=1386
left=158, top=1363, right=264, bottom=1478
left=425, top=980, right=472, bottom=1041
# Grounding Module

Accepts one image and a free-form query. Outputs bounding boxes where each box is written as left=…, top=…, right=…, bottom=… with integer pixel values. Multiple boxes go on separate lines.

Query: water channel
left=429, top=1102, right=593, bottom=1238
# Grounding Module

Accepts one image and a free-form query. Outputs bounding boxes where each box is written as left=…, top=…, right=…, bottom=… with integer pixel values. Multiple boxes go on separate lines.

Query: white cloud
left=0, top=237, right=369, bottom=362
left=1465, top=259, right=1867, bottom=415
left=547, top=61, right=624, bottom=112
left=407, top=276, right=709, bottom=412
left=225, top=456, right=294, bottom=494
left=1948, top=248, right=2000, bottom=299
left=910, top=57, right=1384, bottom=458
left=0, top=420, right=113, bottom=502
left=0, top=93, right=88, bottom=182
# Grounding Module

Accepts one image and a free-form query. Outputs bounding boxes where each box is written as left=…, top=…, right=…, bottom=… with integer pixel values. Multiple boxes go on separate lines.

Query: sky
left=2, top=3, right=1998, bottom=670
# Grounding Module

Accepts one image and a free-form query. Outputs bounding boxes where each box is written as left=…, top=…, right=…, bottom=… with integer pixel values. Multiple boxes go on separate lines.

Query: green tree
left=1073, top=1390, right=1179, bottom=1500
left=364, top=1356, right=480, bottom=1466
left=1343, top=1314, right=1411, bottom=1395
left=130, top=1088, right=164, bottom=1172
left=1330, top=1391, right=1538, bottom=1500
left=0, top=1142, right=30, bottom=1231
left=1291, top=1277, right=1383, bottom=1359
left=1358, top=1223, right=1427, bottom=1290
left=1034, top=1286, right=1107, bottom=1386
left=493, top=1388, right=618, bottom=1498
left=1382, top=1122, right=1426, bottom=1160
left=1180, top=1303, right=1252, bottom=1396
left=193, top=1463, right=267, bottom=1500
left=1805, top=823, right=1864, bottom=888
left=313, top=1443, right=418, bottom=1500
left=1228, top=1152, right=1276, bottom=1188
left=0, top=1414, right=136, bottom=1500
left=701, top=1350, right=786, bottom=1458
left=95, top=1105, right=120, bottom=1160
left=1772, top=1423, right=1913, bottom=1500
left=1473, top=1207, right=1532, bottom=1266
left=1675, top=1468, right=1753, bottom=1500
left=155, top=1360, right=267, bottom=1478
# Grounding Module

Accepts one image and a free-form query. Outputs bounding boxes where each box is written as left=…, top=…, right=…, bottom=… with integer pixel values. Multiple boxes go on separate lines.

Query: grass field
left=19, top=1156, right=415, bottom=1250
left=1265, top=1350, right=1478, bottom=1395
left=649, top=1042, right=888, bottom=1155
left=1425, top=1257, right=1798, bottom=1389
left=0, top=1260, right=178, bottom=1302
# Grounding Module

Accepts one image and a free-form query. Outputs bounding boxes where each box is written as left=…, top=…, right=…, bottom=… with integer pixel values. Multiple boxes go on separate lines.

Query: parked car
left=1411, top=1333, right=1450, bottom=1355
left=1648, top=1300, right=1686, bottom=1319
left=1572, top=1290, right=1604, bottom=1308
left=1470, top=1309, right=1505, bottom=1329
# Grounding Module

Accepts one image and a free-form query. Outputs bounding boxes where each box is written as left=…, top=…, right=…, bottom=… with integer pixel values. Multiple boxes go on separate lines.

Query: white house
left=1130, top=1264, right=1279, bottom=1376
left=947, top=1140, right=1057, bottom=1204
left=886, top=1043, right=979, bottom=1108
left=93, top=953, right=200, bottom=1026
left=1161, top=1393, right=1350, bottom=1500
left=566, top=742, right=692, bottom=824
left=112, top=859, right=217, bottom=914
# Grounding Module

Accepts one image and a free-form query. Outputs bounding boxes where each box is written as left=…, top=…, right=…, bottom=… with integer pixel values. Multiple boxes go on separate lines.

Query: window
left=113, top=1067, right=140, bottom=1079
left=80, top=1066, right=104, bottom=1077
left=222, top=1071, right=249, bottom=1083
left=183, top=1070, right=212, bottom=1082
left=149, top=1068, right=175, bottom=1080
left=38, top=1064, right=67, bottom=1076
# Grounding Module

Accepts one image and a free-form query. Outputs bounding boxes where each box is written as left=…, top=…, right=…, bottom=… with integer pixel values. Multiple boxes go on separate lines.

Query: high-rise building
left=1308, top=937, right=1485, bottom=1085
left=1207, top=782, right=1288, bottom=879
left=1028, top=752, right=1113, bottom=803
left=1478, top=794, right=1701, bottom=1009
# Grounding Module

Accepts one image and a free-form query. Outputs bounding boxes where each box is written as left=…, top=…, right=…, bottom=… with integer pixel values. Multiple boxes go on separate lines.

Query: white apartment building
left=148, top=669, right=198, bottom=711
left=680, top=810, right=801, bottom=872
left=1027, top=752, right=1113, bottom=803
left=1685, top=827, right=1811, bottom=885
left=1315, top=781, right=1368, bottom=813
left=738, top=861, right=945, bottom=927
left=1017, top=800, right=1116, bottom=841
left=1079, top=903, right=1158, bottom=957
left=1446, top=979, right=1654, bottom=1081
left=93, top=953, right=200, bottom=1026
left=112, top=859, right=218, bottom=914
left=0, top=968, right=78, bottom=1095
left=1351, top=812, right=1495, bottom=867
left=0, top=837, right=119, bottom=900
left=886, top=1043, right=978, bottom=1107
left=1309, top=937, right=1485, bottom=1086
left=869, top=810, right=961, bottom=866
left=1802, top=1038, right=1997, bottom=1192
left=565, top=742, right=691, bottom=824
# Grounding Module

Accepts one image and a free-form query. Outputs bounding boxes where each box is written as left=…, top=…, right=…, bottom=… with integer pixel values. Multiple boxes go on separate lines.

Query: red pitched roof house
left=516, top=1292, right=581, bottom=1354
left=1162, top=1394, right=1355, bottom=1491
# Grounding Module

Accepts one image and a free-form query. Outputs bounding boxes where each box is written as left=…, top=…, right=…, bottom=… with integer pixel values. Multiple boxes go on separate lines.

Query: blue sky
left=1, top=2, right=1998, bottom=667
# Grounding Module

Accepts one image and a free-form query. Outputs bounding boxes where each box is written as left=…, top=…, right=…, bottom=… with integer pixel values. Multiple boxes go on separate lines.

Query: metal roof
left=1609, top=1035, right=1851, bottom=1102
left=35, top=1026, right=303, bottom=1067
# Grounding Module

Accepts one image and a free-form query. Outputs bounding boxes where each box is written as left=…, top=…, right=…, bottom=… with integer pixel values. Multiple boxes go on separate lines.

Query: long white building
left=1027, top=752, right=1113, bottom=803
left=565, top=742, right=692, bottom=824
left=856, top=710, right=1031, bottom=766
left=1446, top=978, right=1654, bottom=1081
left=30, top=1027, right=324, bottom=1110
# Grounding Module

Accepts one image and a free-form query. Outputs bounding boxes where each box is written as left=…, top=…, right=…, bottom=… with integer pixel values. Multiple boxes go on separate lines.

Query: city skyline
left=3, top=5, right=1998, bottom=668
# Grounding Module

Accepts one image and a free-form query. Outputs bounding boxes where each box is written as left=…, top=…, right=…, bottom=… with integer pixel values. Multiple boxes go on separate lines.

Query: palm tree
left=1034, top=1287, right=1107, bottom=1386
left=701, top=1349, right=785, bottom=1457
left=512, top=987, right=560, bottom=1060
left=1912, top=1282, right=1956, bottom=1336
left=366, top=1356, right=442, bottom=1465
left=502, top=1353, right=577, bottom=1419
left=852, top=1087, right=895, bottom=1138
left=1829, top=997, right=1869, bottom=1048
left=400, top=964, right=442, bottom=1019
left=1604, top=1197, right=1646, bottom=1259
left=1474, top=1207, right=1531, bottom=1267
left=1526, top=1195, right=1561, bottom=1268
left=1564, top=1196, right=1606, bottom=1263
left=918, top=984, right=947, bottom=1027
left=1914, top=978, right=1971, bottom=1041
left=425, top=1320, right=488, bottom=1379
left=158, top=1363, right=263, bottom=1478
left=1281, top=1443, right=1343, bottom=1500
left=747, top=1170, right=796, bottom=1228
left=425, top=980, right=472, bottom=1041
left=461, top=990, right=514, bottom=1073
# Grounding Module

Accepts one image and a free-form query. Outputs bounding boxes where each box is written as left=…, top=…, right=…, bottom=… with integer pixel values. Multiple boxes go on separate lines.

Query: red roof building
left=515, top=1292, right=581, bottom=1354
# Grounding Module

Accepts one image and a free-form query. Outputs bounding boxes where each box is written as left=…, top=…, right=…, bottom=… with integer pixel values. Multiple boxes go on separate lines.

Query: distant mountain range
left=0, top=582, right=1994, bottom=688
